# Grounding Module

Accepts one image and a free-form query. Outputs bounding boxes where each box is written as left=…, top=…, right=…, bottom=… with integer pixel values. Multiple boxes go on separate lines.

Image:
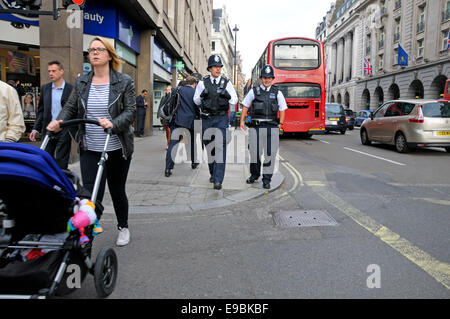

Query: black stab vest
left=250, top=85, right=279, bottom=122
left=201, top=76, right=231, bottom=115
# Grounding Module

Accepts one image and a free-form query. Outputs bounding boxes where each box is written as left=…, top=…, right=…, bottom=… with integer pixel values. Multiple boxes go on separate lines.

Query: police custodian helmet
left=207, top=54, right=224, bottom=71
left=260, top=65, right=275, bottom=78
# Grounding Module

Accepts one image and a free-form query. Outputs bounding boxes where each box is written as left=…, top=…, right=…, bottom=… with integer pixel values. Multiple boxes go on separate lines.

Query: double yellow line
left=277, top=153, right=450, bottom=290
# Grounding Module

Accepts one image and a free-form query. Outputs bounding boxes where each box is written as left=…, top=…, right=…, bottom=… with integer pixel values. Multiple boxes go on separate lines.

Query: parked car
left=355, top=110, right=373, bottom=127
left=344, top=109, right=356, bottom=130
left=360, top=99, right=450, bottom=153
left=325, top=103, right=347, bottom=134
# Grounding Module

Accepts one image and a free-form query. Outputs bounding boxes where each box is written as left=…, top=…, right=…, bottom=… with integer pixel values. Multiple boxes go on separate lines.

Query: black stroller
left=0, top=119, right=118, bottom=299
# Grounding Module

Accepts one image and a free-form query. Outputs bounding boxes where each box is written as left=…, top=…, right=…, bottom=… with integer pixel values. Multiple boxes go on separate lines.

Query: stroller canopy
left=0, top=142, right=77, bottom=200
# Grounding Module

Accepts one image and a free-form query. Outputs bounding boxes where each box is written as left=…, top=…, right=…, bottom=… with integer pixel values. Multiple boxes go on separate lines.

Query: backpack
left=159, top=87, right=180, bottom=126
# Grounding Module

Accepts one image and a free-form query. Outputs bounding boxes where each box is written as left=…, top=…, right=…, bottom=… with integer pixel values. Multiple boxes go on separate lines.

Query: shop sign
left=83, top=1, right=140, bottom=54
left=117, top=10, right=140, bottom=54
left=0, top=0, right=39, bottom=26
left=153, top=40, right=173, bottom=74
left=83, top=1, right=116, bottom=39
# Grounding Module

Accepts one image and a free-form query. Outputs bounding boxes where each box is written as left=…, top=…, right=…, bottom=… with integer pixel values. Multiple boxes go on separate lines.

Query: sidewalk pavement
left=69, top=127, right=285, bottom=214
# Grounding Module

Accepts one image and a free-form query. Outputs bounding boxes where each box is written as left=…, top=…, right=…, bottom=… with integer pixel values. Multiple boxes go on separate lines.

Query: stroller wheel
left=94, top=247, right=118, bottom=298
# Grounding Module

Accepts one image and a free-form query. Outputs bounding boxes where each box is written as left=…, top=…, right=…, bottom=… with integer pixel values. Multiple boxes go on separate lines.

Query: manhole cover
left=272, top=210, right=338, bottom=228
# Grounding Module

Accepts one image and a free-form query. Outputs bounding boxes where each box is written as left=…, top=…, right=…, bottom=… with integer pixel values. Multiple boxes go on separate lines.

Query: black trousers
left=249, top=125, right=279, bottom=184
left=137, top=107, right=146, bottom=136
left=46, top=128, right=72, bottom=170
left=80, top=149, right=131, bottom=229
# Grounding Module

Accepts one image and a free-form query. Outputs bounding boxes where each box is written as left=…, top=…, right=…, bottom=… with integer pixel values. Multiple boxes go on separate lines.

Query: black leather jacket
left=57, top=69, right=136, bottom=159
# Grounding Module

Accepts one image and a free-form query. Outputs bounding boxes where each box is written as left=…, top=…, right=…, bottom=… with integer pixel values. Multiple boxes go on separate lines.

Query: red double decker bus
left=250, top=37, right=326, bottom=136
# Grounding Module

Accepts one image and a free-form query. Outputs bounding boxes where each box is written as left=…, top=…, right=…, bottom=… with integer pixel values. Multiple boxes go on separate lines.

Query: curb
left=102, top=171, right=285, bottom=215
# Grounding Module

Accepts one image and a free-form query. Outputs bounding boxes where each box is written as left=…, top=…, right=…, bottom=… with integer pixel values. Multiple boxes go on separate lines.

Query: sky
left=212, top=0, right=334, bottom=80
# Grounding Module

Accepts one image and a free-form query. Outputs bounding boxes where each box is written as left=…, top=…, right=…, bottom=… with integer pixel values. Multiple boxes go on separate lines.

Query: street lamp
left=233, top=25, right=239, bottom=90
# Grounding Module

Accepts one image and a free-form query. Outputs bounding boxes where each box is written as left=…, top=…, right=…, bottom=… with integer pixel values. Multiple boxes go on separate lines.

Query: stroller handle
left=41, top=119, right=112, bottom=150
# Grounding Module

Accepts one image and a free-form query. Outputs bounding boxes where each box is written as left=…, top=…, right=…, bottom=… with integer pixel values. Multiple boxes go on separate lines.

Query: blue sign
left=117, top=10, right=140, bottom=53
left=154, top=40, right=173, bottom=74
left=83, top=1, right=140, bottom=53
left=83, top=1, right=117, bottom=39
left=0, top=0, right=39, bottom=26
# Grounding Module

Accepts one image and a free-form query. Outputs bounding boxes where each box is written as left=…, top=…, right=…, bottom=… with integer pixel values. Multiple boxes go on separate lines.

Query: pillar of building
left=344, top=32, right=353, bottom=82
left=136, top=29, right=154, bottom=136
left=332, top=43, right=338, bottom=84
left=39, top=2, right=83, bottom=85
left=336, top=38, right=344, bottom=83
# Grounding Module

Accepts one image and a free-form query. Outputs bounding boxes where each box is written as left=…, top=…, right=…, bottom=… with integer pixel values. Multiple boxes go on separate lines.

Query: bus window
left=273, top=44, right=319, bottom=70
left=277, top=83, right=321, bottom=99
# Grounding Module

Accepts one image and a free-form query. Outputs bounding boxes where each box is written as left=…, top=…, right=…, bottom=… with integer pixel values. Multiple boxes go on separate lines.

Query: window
left=417, top=5, right=425, bottom=33
left=442, top=30, right=449, bottom=51
left=394, top=48, right=398, bottom=65
left=378, top=54, right=384, bottom=69
left=398, top=103, right=416, bottom=115
left=379, top=29, right=385, bottom=49
left=422, top=102, right=450, bottom=118
left=273, top=42, right=320, bottom=70
left=211, top=41, right=215, bottom=51
left=444, top=1, right=450, bottom=22
left=417, top=39, right=424, bottom=58
left=384, top=103, right=402, bottom=117
left=394, top=19, right=401, bottom=42
left=277, top=83, right=322, bottom=99
left=375, top=103, right=390, bottom=118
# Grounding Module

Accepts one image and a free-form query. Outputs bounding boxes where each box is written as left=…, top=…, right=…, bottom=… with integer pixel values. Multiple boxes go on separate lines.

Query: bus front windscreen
left=273, top=43, right=320, bottom=70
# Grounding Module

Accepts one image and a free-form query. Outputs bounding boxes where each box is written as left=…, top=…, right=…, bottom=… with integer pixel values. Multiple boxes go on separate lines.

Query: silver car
left=360, top=99, right=450, bottom=153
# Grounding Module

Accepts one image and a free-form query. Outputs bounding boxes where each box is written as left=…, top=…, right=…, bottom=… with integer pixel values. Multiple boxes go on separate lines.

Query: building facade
left=321, top=0, right=450, bottom=112
left=0, top=0, right=213, bottom=134
left=211, top=7, right=234, bottom=80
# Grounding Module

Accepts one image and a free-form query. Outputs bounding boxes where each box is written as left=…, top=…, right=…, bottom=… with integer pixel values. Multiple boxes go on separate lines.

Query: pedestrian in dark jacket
left=46, top=36, right=136, bottom=247
left=136, top=89, right=148, bottom=137
left=164, top=76, right=199, bottom=177
left=30, top=61, right=73, bottom=170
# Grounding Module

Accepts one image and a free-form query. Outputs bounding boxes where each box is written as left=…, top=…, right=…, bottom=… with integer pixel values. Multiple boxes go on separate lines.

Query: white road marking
left=344, top=147, right=406, bottom=166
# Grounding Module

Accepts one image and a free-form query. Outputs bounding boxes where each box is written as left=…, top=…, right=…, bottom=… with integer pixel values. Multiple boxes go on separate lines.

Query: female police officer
left=240, top=64, right=287, bottom=189
left=193, top=54, right=238, bottom=190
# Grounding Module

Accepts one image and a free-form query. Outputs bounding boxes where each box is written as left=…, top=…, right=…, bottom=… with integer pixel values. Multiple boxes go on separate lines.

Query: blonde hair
left=89, top=36, right=123, bottom=71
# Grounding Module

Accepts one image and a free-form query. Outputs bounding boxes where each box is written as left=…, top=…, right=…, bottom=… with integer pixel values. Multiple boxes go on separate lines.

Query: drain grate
left=272, top=210, right=338, bottom=228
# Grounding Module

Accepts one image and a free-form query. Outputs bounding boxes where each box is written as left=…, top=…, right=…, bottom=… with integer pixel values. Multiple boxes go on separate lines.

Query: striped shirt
left=85, top=84, right=122, bottom=152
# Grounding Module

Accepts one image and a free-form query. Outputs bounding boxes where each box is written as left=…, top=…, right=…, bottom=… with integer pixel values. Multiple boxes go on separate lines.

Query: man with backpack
left=164, top=76, right=200, bottom=177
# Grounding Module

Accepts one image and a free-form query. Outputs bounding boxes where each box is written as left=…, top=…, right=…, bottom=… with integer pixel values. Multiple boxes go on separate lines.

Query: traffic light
left=15, top=0, right=42, bottom=10
left=62, top=0, right=86, bottom=9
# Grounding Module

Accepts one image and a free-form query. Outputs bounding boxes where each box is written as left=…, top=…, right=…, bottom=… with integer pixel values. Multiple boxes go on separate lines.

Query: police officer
left=194, top=54, right=238, bottom=190
left=240, top=64, right=287, bottom=189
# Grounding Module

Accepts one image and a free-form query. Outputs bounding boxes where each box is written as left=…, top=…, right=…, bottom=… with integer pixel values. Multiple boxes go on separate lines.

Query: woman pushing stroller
left=47, top=36, right=136, bottom=247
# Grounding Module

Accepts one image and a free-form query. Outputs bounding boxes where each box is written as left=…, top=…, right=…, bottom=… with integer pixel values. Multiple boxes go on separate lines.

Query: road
left=69, top=128, right=450, bottom=300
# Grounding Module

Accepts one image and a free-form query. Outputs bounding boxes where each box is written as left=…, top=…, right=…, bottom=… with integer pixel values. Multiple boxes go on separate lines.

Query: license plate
left=326, top=120, right=337, bottom=125
left=436, top=131, right=450, bottom=136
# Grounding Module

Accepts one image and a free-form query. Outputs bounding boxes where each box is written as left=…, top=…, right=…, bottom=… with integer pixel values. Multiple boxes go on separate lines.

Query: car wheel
left=349, top=126, right=354, bottom=130
left=360, top=129, right=371, bottom=145
left=395, top=132, right=410, bottom=153
left=445, top=147, right=450, bottom=153
left=340, top=129, right=346, bottom=135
